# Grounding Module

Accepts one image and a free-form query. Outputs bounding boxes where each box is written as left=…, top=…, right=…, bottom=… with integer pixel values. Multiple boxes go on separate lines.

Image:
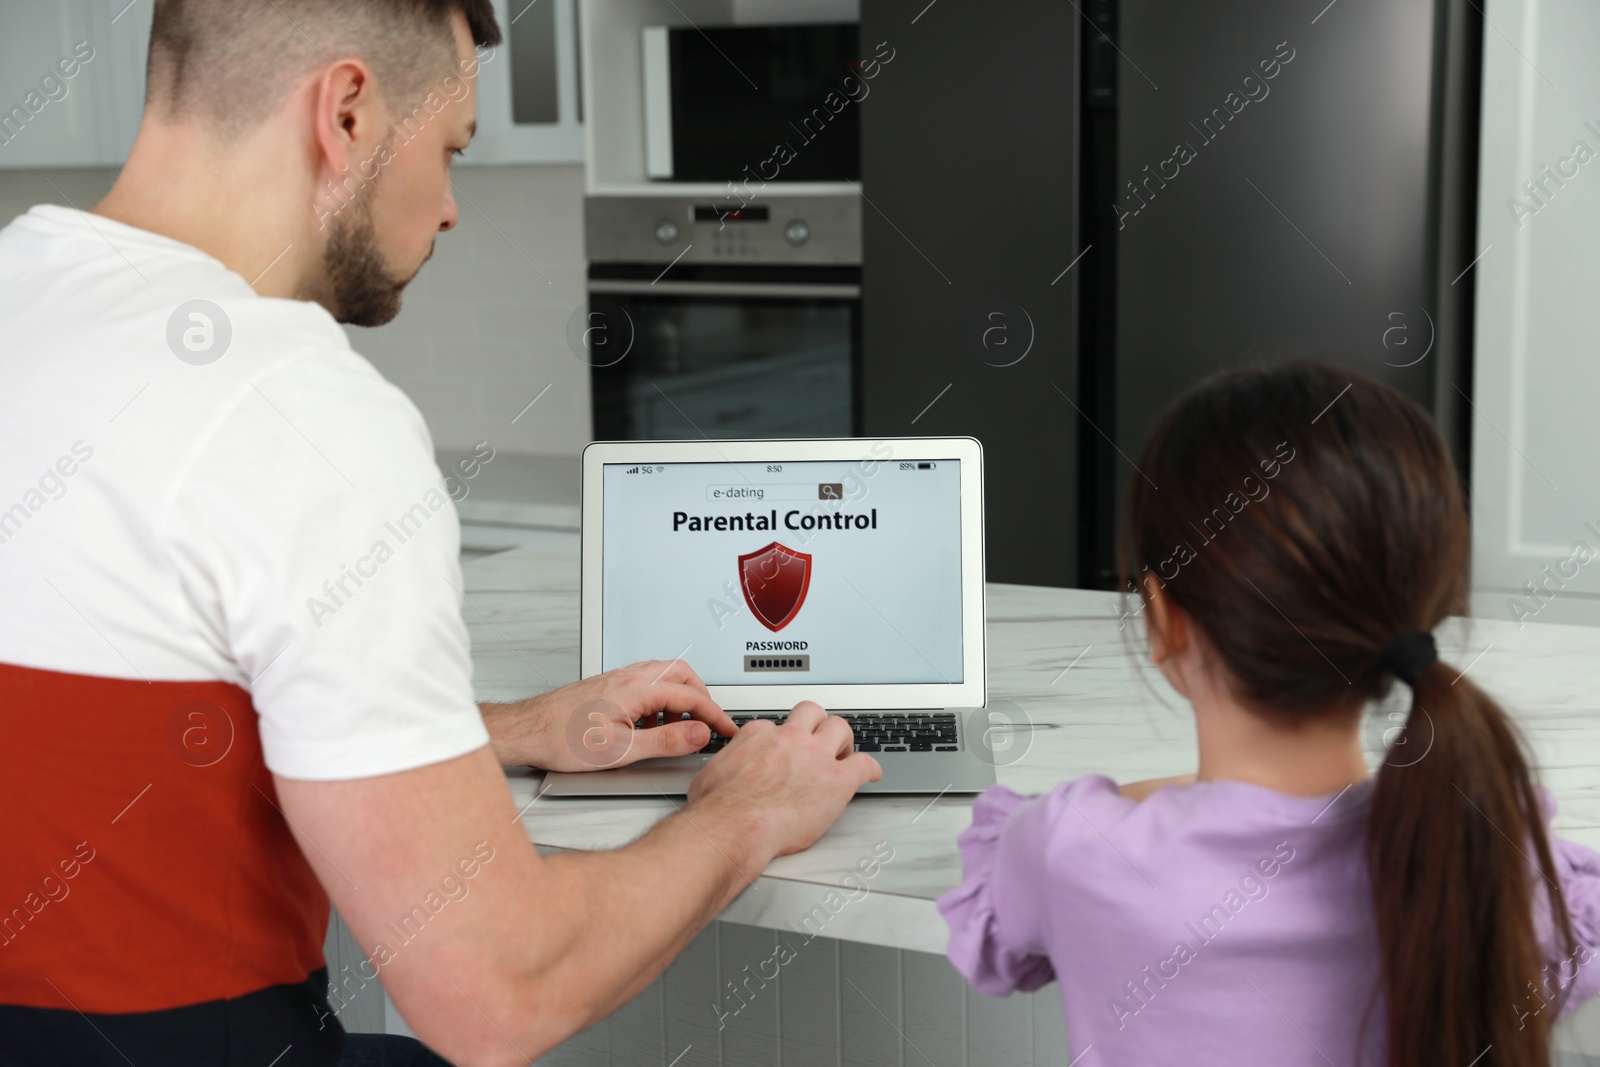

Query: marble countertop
left=465, top=547, right=1600, bottom=955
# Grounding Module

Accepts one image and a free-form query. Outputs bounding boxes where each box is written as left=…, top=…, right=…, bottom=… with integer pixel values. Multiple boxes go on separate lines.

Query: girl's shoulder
left=957, top=775, right=1141, bottom=873
left=974, top=773, right=1373, bottom=846
left=964, top=774, right=1127, bottom=835
left=963, top=774, right=1375, bottom=900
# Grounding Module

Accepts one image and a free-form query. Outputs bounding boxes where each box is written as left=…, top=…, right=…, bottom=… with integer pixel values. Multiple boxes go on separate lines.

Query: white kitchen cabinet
left=0, top=0, right=581, bottom=169
left=1469, top=0, right=1600, bottom=627
left=465, top=0, right=586, bottom=165
left=0, top=0, right=150, bottom=169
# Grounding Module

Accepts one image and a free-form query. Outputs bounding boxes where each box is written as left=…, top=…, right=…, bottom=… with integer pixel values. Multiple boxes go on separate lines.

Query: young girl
left=939, top=363, right=1600, bottom=1066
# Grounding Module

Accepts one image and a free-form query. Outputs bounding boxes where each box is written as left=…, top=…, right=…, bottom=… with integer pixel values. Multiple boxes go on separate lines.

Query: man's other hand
left=688, top=700, right=882, bottom=857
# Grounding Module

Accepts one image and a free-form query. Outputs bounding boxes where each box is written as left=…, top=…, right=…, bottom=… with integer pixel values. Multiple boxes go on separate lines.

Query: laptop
left=541, top=436, right=997, bottom=796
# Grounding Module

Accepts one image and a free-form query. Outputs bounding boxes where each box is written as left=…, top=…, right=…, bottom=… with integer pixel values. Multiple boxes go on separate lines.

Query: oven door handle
left=587, top=279, right=862, bottom=299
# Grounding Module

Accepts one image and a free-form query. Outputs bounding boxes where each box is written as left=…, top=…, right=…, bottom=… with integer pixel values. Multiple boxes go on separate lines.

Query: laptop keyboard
left=668, top=711, right=961, bottom=754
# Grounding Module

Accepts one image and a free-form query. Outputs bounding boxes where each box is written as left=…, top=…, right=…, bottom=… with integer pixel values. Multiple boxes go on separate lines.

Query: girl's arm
left=937, top=785, right=1059, bottom=996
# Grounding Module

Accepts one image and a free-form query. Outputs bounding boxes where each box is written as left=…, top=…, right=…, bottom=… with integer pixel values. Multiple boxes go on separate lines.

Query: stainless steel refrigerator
left=861, top=0, right=1482, bottom=586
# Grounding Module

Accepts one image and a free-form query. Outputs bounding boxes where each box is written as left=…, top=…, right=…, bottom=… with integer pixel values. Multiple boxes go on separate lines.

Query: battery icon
left=917, top=462, right=933, bottom=469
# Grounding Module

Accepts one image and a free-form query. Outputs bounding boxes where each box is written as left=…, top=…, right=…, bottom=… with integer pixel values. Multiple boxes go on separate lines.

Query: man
left=0, top=2, right=879, bottom=1065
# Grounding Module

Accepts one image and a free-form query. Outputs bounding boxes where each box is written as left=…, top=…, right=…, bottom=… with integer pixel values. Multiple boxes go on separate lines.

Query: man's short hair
left=147, top=0, right=502, bottom=135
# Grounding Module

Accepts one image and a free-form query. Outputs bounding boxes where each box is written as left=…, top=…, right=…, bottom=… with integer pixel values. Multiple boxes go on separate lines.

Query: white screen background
left=601, top=458, right=964, bottom=686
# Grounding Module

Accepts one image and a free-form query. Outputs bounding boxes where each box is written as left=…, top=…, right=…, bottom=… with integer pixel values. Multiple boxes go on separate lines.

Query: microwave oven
left=641, top=23, right=863, bottom=184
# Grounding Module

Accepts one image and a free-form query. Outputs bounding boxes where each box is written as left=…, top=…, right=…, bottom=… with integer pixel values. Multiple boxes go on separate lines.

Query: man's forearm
left=502, top=797, right=771, bottom=1053
left=479, top=700, right=535, bottom=766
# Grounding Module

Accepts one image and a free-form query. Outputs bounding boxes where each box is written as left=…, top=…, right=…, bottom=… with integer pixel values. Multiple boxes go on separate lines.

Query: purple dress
left=938, top=775, right=1600, bottom=1066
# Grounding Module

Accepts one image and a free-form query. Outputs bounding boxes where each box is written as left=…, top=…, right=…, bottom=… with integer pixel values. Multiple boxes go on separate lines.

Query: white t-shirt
left=0, top=204, right=490, bottom=780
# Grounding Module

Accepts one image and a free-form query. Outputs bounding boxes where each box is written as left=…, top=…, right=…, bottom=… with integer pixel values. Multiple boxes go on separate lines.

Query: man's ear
left=310, top=58, right=382, bottom=183
left=1142, top=576, right=1188, bottom=666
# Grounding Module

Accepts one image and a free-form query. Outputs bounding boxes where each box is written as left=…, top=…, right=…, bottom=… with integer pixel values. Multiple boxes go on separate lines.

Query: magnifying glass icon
left=819, top=483, right=842, bottom=500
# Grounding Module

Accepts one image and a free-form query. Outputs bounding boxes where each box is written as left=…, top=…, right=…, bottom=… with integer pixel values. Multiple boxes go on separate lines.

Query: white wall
left=0, top=164, right=593, bottom=458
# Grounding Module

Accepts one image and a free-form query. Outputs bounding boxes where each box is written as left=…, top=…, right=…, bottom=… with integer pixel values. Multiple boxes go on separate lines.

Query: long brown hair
left=1119, top=362, right=1572, bottom=1065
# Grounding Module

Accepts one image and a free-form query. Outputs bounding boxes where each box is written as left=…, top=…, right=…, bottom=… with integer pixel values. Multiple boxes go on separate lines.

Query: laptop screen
left=600, top=458, right=964, bottom=686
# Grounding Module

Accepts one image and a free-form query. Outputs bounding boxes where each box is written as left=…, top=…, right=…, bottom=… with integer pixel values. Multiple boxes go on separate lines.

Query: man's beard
left=320, top=197, right=419, bottom=328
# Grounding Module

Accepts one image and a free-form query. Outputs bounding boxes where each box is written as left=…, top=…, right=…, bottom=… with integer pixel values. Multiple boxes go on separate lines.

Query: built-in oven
left=583, top=195, right=861, bottom=441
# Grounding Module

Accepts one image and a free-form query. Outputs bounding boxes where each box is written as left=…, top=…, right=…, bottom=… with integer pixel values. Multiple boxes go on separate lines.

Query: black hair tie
left=1380, top=629, right=1437, bottom=685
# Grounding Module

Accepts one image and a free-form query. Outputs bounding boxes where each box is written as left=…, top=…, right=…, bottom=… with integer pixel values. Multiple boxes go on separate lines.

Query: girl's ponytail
left=1121, top=363, right=1578, bottom=1066
left=1367, top=655, right=1573, bottom=1066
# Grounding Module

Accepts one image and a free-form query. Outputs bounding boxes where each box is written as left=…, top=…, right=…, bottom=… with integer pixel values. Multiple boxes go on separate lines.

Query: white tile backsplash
left=346, top=164, right=593, bottom=458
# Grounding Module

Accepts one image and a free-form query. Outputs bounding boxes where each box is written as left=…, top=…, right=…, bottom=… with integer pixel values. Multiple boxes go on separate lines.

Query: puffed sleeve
left=937, top=784, right=1057, bottom=995
left=1542, top=831, right=1600, bottom=1017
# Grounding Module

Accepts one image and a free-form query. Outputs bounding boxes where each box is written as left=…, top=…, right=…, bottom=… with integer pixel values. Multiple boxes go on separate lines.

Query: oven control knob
left=653, top=219, right=680, bottom=246
left=784, top=219, right=811, bottom=247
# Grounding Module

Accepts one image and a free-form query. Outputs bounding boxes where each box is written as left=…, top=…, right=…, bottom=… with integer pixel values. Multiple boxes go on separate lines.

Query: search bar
left=705, top=483, right=846, bottom=502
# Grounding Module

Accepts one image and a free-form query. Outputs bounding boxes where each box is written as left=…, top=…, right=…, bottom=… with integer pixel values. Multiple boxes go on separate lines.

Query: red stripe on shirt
left=0, top=660, right=327, bottom=1013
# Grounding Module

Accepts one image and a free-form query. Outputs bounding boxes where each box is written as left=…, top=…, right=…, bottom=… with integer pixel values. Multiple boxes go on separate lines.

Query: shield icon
left=738, top=542, right=812, bottom=632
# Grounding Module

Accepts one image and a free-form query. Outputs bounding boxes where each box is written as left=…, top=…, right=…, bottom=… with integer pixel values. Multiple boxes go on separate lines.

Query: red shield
left=738, top=542, right=812, bottom=632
